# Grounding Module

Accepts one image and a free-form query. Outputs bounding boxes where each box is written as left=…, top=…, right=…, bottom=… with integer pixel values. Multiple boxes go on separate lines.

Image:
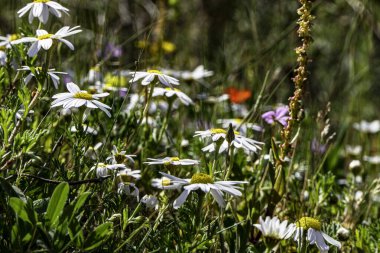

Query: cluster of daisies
left=254, top=216, right=341, bottom=252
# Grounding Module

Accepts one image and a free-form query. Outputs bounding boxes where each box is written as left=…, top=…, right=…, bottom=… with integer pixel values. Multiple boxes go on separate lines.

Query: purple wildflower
left=105, top=43, right=123, bottom=58
left=261, top=105, right=289, bottom=127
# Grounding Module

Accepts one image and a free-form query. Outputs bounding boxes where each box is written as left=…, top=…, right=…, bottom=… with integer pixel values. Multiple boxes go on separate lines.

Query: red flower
left=224, top=87, right=252, bottom=104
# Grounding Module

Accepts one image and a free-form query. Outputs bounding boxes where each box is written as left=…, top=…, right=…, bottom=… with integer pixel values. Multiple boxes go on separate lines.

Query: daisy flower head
left=141, top=195, right=159, bottom=210
left=353, top=120, right=380, bottom=134
left=17, top=0, right=69, bottom=24
left=291, top=217, right=341, bottom=253
left=117, top=168, right=141, bottom=180
left=92, top=163, right=126, bottom=178
left=194, top=128, right=263, bottom=154
left=130, top=69, right=179, bottom=87
left=12, top=26, right=82, bottom=57
left=155, top=172, right=247, bottom=209
left=253, top=216, right=295, bottom=240
left=18, top=66, right=67, bottom=89
left=217, top=118, right=263, bottom=134
left=0, top=34, right=20, bottom=48
left=162, top=65, right=214, bottom=81
left=107, top=145, right=136, bottom=165
left=51, top=82, right=111, bottom=117
left=0, top=50, right=6, bottom=66
left=152, top=87, right=194, bottom=105
left=145, top=157, right=200, bottom=166
left=117, top=182, right=139, bottom=200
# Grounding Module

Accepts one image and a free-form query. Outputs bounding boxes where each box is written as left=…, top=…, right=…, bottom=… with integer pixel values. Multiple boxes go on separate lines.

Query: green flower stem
left=224, top=145, right=235, bottom=180
left=157, top=99, right=173, bottom=142
left=210, top=142, right=222, bottom=176
left=140, top=83, right=155, bottom=125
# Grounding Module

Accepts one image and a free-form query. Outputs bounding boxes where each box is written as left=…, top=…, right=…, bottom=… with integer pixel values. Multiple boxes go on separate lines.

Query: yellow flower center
left=33, top=0, right=50, bottom=3
left=190, top=173, right=214, bottom=184
left=37, top=34, right=53, bottom=40
left=73, top=92, right=93, bottom=100
left=161, top=177, right=171, bottom=186
left=162, top=41, right=176, bottom=53
left=165, top=87, right=181, bottom=92
left=164, top=157, right=180, bottom=165
left=210, top=128, right=239, bottom=136
left=233, top=118, right=243, bottom=124
left=0, top=46, right=5, bottom=51
left=210, top=128, right=227, bottom=134
left=147, top=69, right=162, bottom=74
left=98, top=163, right=106, bottom=168
left=9, top=34, right=19, bottom=41
left=296, top=217, right=321, bottom=230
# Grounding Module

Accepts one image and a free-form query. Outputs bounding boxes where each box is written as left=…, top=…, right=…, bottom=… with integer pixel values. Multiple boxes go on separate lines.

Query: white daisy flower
left=117, top=182, right=139, bottom=201
left=217, top=118, right=263, bottom=134
left=91, top=163, right=126, bottom=178
left=17, top=0, right=69, bottom=24
left=363, top=155, right=380, bottom=165
left=18, top=66, right=67, bottom=89
left=290, top=217, right=341, bottom=253
left=130, top=69, right=179, bottom=87
left=153, top=172, right=247, bottom=209
left=0, top=34, right=19, bottom=48
left=141, top=195, right=159, bottom=209
left=345, top=145, right=362, bottom=156
left=145, top=157, right=199, bottom=166
left=0, top=50, right=7, bottom=66
left=353, top=120, right=380, bottom=134
left=51, top=82, right=111, bottom=117
left=152, top=87, right=193, bottom=105
left=253, top=216, right=295, bottom=240
left=70, top=124, right=98, bottom=135
left=162, top=65, right=214, bottom=81
left=106, top=145, right=136, bottom=165
left=194, top=128, right=263, bottom=154
left=117, top=168, right=141, bottom=180
left=12, top=26, right=82, bottom=57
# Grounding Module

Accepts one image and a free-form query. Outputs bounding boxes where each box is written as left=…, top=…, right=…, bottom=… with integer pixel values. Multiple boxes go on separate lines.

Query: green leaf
left=83, top=222, right=113, bottom=251
left=46, top=182, right=69, bottom=227
left=9, top=197, right=35, bottom=224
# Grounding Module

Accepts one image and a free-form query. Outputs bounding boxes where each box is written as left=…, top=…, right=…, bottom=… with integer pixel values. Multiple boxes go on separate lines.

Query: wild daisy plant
left=291, top=217, right=341, bottom=253
left=12, top=26, right=82, bottom=57
left=51, top=82, right=112, bottom=118
left=17, top=0, right=69, bottom=24
left=153, top=172, right=247, bottom=209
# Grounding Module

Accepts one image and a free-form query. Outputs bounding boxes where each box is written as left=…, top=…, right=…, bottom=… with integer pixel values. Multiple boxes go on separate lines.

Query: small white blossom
left=153, top=172, right=247, bottom=209
left=0, top=34, right=19, bottom=48
left=70, top=124, right=98, bottom=135
left=17, top=0, right=69, bottom=24
left=363, top=155, right=380, bottom=165
left=194, top=128, right=263, bottom=154
left=141, top=195, right=159, bottom=209
left=12, top=26, right=82, bottom=57
left=353, top=120, right=380, bottom=134
left=145, top=157, right=199, bottom=166
left=289, top=217, right=341, bottom=253
left=106, top=145, right=136, bottom=165
left=130, top=70, right=179, bottom=87
left=152, top=87, right=193, bottom=105
left=18, top=66, right=67, bottom=88
left=92, top=163, right=126, bottom=178
left=163, top=65, right=214, bottom=81
left=0, top=50, right=6, bottom=65
left=51, top=82, right=111, bottom=117
left=118, top=182, right=139, bottom=201
left=253, top=216, right=295, bottom=240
